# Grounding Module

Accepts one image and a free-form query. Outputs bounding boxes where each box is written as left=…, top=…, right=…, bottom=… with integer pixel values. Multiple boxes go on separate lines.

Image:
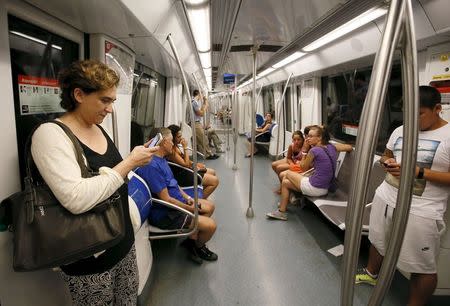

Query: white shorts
left=368, top=194, right=446, bottom=274
left=300, top=177, right=328, bottom=197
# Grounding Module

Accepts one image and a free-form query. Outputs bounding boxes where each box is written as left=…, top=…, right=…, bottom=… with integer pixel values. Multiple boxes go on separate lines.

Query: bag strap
left=322, top=146, right=336, bottom=181
left=49, top=120, right=92, bottom=178
left=24, top=120, right=92, bottom=182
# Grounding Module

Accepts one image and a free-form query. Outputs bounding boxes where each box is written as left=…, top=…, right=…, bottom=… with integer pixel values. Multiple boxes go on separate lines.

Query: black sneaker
left=206, top=154, right=219, bottom=160
left=182, top=240, right=203, bottom=264
left=180, top=238, right=195, bottom=249
left=196, top=245, right=218, bottom=261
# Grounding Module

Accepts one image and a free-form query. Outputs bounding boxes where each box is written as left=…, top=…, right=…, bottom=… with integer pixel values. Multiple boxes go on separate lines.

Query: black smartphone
left=148, top=133, right=163, bottom=147
left=383, top=162, right=395, bottom=168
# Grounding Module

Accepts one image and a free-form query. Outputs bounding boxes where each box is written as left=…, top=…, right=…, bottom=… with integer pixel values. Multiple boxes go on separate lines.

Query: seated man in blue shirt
left=136, top=127, right=218, bottom=264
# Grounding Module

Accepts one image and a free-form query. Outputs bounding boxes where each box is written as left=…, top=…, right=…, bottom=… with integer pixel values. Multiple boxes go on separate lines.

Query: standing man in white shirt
left=192, top=89, right=219, bottom=160
left=356, top=86, right=450, bottom=306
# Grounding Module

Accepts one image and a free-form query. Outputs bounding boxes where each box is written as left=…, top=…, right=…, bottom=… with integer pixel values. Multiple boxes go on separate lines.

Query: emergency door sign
left=18, top=75, right=64, bottom=115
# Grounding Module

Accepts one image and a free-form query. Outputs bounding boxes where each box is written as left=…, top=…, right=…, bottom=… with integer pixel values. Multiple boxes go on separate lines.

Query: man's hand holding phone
left=382, top=158, right=401, bottom=177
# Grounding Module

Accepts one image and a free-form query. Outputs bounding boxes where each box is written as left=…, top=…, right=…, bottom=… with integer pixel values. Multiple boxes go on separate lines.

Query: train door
left=8, top=15, right=80, bottom=186
left=299, top=78, right=321, bottom=128
left=284, top=85, right=293, bottom=146
left=0, top=2, right=84, bottom=305
left=296, top=83, right=302, bottom=130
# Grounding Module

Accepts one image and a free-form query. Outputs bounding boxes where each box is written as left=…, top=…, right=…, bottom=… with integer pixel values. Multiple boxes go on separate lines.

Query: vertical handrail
left=227, top=93, right=231, bottom=151
left=246, top=46, right=258, bottom=218
left=111, top=105, right=119, bottom=147
left=369, top=1, right=418, bottom=303
left=275, top=73, right=293, bottom=157
left=131, top=71, right=144, bottom=97
left=340, top=0, right=418, bottom=305
left=233, top=76, right=239, bottom=170
left=165, top=33, right=199, bottom=238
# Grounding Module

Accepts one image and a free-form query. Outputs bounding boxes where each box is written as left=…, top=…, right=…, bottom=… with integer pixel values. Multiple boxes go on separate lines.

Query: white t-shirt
left=375, top=123, right=450, bottom=220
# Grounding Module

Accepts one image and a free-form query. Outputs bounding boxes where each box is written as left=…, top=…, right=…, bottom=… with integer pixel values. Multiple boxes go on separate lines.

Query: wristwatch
left=417, top=167, right=425, bottom=179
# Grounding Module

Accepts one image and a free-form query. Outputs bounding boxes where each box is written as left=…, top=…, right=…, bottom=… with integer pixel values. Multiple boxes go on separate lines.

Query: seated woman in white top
left=245, top=112, right=274, bottom=157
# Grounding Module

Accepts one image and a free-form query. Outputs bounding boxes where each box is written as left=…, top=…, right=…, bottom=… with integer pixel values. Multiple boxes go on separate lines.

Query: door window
left=8, top=15, right=79, bottom=185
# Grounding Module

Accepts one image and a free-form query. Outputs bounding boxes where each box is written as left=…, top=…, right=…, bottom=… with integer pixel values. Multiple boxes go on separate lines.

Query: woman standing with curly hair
left=31, top=60, right=156, bottom=305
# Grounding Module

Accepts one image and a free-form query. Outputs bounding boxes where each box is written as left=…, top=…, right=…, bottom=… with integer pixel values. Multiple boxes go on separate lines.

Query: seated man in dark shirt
left=136, top=127, right=218, bottom=264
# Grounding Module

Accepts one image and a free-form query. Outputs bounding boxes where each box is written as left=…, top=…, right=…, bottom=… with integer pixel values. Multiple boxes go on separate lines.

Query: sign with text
left=223, top=73, right=235, bottom=84
left=18, top=75, right=64, bottom=115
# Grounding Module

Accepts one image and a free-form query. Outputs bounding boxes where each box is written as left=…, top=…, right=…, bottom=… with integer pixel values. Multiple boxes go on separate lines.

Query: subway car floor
left=140, top=133, right=449, bottom=306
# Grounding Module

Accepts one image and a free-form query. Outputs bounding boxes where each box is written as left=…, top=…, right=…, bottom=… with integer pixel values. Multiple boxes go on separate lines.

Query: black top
left=61, top=125, right=134, bottom=276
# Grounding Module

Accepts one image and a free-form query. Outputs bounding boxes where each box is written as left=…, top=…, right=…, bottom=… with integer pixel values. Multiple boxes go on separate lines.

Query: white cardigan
left=31, top=123, right=124, bottom=214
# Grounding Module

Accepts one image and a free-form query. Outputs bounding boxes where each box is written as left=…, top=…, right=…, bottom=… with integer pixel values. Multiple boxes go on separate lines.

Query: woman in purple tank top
left=267, top=125, right=337, bottom=221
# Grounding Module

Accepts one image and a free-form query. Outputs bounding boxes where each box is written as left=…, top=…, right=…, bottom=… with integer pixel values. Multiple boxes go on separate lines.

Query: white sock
left=365, top=268, right=378, bottom=279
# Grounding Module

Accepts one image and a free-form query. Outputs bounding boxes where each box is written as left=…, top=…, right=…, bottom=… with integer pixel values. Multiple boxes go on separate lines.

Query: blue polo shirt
left=192, top=98, right=202, bottom=122
left=135, top=155, right=186, bottom=223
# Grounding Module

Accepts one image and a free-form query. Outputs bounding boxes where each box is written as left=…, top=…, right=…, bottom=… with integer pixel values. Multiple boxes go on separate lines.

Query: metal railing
left=275, top=73, right=293, bottom=157
left=232, top=76, right=239, bottom=170
left=153, top=33, right=199, bottom=239
left=111, top=105, right=119, bottom=148
left=246, top=46, right=258, bottom=218
left=340, top=0, right=418, bottom=305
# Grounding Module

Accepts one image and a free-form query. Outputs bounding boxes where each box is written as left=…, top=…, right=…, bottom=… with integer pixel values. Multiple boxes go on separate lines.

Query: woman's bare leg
left=202, top=173, right=219, bottom=199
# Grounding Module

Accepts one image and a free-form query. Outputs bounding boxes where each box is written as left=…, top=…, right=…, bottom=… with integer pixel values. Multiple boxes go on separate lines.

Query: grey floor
left=142, top=132, right=449, bottom=306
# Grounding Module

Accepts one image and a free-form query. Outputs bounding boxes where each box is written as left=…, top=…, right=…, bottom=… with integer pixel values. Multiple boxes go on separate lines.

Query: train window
left=262, top=86, right=274, bottom=115
left=322, top=64, right=403, bottom=154
left=130, top=65, right=166, bottom=149
left=284, top=86, right=292, bottom=132
left=8, top=14, right=79, bottom=185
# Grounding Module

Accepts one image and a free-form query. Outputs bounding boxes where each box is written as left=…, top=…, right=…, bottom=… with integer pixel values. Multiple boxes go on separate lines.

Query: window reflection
left=130, top=64, right=166, bottom=149
left=322, top=65, right=403, bottom=154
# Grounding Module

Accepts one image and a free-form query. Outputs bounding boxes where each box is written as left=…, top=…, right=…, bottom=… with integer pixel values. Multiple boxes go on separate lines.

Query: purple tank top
left=309, top=144, right=337, bottom=189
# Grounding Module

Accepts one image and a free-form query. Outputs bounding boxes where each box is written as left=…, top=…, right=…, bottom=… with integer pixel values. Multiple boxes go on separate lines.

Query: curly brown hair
left=58, top=60, right=120, bottom=111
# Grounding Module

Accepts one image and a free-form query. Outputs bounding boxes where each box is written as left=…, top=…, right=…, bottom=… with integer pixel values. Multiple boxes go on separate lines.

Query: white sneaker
left=266, top=210, right=288, bottom=221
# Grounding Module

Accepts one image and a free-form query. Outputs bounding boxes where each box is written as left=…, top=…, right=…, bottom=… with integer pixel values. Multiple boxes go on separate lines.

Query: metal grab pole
left=247, top=46, right=258, bottom=218
left=340, top=1, right=410, bottom=304
left=131, top=72, right=144, bottom=97
left=111, top=105, right=119, bottom=148
left=192, top=74, right=208, bottom=158
left=254, top=86, right=263, bottom=120
left=233, top=77, right=239, bottom=170
left=165, top=34, right=199, bottom=239
left=369, top=1, right=418, bottom=303
left=275, top=73, right=293, bottom=157
left=227, top=94, right=231, bottom=151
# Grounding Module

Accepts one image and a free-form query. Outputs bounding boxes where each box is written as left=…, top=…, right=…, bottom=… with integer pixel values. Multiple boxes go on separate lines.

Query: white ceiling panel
left=121, top=0, right=175, bottom=34
left=231, top=0, right=344, bottom=46
left=121, top=0, right=202, bottom=76
left=25, top=0, right=148, bottom=38
left=419, top=0, right=450, bottom=34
